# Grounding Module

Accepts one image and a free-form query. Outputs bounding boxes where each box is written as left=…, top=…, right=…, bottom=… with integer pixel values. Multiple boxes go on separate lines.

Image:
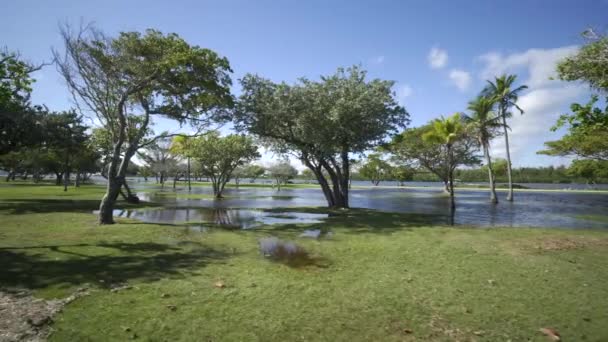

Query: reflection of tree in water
left=199, top=209, right=258, bottom=229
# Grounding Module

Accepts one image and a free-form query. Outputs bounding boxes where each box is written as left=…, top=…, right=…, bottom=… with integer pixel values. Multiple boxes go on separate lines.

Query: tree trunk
left=75, top=171, right=81, bottom=188
left=448, top=144, right=455, bottom=210
left=99, top=176, right=121, bottom=224
left=484, top=144, right=498, bottom=204
left=55, top=172, right=63, bottom=186
left=5, top=172, right=13, bottom=182
left=501, top=109, right=514, bottom=201
left=187, top=157, right=191, bottom=191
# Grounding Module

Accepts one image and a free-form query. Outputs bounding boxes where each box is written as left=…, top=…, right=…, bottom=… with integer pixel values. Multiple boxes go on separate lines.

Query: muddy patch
left=533, top=236, right=608, bottom=251
left=0, top=288, right=89, bottom=342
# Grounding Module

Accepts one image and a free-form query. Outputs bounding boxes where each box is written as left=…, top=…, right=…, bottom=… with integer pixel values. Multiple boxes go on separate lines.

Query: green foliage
left=539, top=96, right=608, bottom=161
left=233, top=164, right=266, bottom=183
left=191, top=133, right=259, bottom=196
left=567, top=159, right=608, bottom=184
left=557, top=33, right=608, bottom=93
left=423, top=113, right=465, bottom=146
left=387, top=123, right=480, bottom=184
left=236, top=65, right=408, bottom=207
left=267, top=162, right=298, bottom=189
left=358, top=153, right=392, bottom=185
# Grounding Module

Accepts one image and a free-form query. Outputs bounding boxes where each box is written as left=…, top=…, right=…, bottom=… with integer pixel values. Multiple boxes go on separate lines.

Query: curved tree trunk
left=501, top=110, right=514, bottom=201
left=484, top=143, right=498, bottom=204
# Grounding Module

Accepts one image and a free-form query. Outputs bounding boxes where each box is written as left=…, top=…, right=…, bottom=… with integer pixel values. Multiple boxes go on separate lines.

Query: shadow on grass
left=0, top=198, right=160, bottom=215
left=0, top=241, right=229, bottom=289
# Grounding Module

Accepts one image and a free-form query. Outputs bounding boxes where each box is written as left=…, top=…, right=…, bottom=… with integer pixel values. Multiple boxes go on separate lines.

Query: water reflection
left=128, top=185, right=608, bottom=229
left=104, top=207, right=328, bottom=229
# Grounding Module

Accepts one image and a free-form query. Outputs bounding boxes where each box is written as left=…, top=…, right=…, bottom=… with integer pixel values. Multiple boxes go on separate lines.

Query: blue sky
left=2, top=0, right=606, bottom=167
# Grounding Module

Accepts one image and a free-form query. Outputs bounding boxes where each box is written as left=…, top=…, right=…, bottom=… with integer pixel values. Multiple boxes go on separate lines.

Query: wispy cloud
left=370, top=55, right=385, bottom=65
left=448, top=69, right=471, bottom=91
left=395, top=84, right=412, bottom=106
left=428, top=47, right=448, bottom=69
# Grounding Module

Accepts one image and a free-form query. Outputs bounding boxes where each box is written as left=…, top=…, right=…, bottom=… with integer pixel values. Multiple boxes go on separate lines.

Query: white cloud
left=477, top=46, right=578, bottom=87
left=395, top=84, right=412, bottom=106
left=477, top=46, right=588, bottom=166
left=490, top=85, right=586, bottom=165
left=370, top=55, right=385, bottom=65
left=448, top=69, right=471, bottom=91
left=428, top=47, right=448, bottom=69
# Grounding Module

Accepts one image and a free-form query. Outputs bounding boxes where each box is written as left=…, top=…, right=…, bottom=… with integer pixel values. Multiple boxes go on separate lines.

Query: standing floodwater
left=126, top=184, right=608, bottom=229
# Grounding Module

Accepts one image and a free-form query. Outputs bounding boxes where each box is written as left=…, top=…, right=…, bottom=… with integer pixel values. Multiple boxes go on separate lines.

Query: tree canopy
left=235, top=66, right=409, bottom=208
left=54, top=25, right=235, bottom=223
left=191, top=133, right=259, bottom=198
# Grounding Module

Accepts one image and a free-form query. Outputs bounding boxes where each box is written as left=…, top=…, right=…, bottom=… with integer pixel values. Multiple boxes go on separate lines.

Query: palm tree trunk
left=448, top=144, right=455, bottom=210
left=484, top=143, right=498, bottom=204
left=501, top=108, right=514, bottom=201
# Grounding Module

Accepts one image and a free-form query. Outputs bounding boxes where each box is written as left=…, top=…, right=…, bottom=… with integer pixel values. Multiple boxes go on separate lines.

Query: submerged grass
left=1, top=183, right=608, bottom=341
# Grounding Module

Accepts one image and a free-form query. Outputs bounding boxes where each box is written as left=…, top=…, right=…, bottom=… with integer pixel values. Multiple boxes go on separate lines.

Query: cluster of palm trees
left=424, top=74, right=528, bottom=207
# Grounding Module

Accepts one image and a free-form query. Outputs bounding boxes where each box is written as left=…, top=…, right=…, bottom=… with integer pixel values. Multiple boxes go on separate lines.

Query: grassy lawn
left=1, top=184, right=608, bottom=341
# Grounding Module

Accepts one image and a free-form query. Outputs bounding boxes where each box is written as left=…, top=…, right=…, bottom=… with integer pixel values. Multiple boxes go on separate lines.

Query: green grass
left=1, top=184, right=608, bottom=341
left=575, top=214, right=608, bottom=223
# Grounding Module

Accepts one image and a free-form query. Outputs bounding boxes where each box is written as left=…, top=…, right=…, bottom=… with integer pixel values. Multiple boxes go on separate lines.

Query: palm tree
left=484, top=74, right=528, bottom=201
left=465, top=96, right=502, bottom=203
left=170, top=135, right=194, bottom=191
left=423, top=113, right=464, bottom=209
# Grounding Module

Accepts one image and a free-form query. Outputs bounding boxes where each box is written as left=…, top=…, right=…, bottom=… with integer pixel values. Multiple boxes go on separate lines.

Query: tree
left=0, top=49, right=46, bottom=155
left=557, top=29, right=608, bottom=93
left=301, top=169, right=315, bottom=183
left=55, top=25, right=234, bottom=224
left=267, top=162, right=298, bottom=190
left=387, top=124, right=479, bottom=193
left=566, top=159, right=608, bottom=185
left=170, top=135, right=195, bottom=191
left=483, top=74, right=528, bottom=201
left=43, top=110, right=89, bottom=191
left=191, top=133, right=259, bottom=198
left=359, top=153, right=392, bottom=186
left=465, top=95, right=502, bottom=203
left=236, top=66, right=408, bottom=208
left=233, top=163, right=265, bottom=186
left=391, top=166, right=415, bottom=187
left=422, top=113, right=466, bottom=209
left=138, top=138, right=177, bottom=187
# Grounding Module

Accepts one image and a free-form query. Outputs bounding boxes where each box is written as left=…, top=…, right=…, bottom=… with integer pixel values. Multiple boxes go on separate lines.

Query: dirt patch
left=533, top=237, right=608, bottom=251
left=0, top=288, right=89, bottom=342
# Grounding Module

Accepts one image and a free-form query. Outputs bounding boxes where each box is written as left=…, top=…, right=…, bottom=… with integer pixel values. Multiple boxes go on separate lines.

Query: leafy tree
left=391, top=166, right=415, bottom=186
left=233, top=163, right=265, bottom=185
left=483, top=74, right=527, bottom=201
left=191, top=133, right=259, bottom=198
left=0, top=49, right=46, bottom=155
left=422, top=113, right=467, bottom=208
left=387, top=123, right=479, bottom=194
left=236, top=66, right=408, bottom=208
left=566, top=159, right=608, bottom=184
left=465, top=95, right=502, bottom=203
left=557, top=29, right=608, bottom=93
left=54, top=25, right=234, bottom=224
left=170, top=135, right=196, bottom=191
left=138, top=138, right=177, bottom=187
left=267, top=162, right=298, bottom=190
left=359, top=153, right=392, bottom=186
left=301, top=169, right=315, bottom=182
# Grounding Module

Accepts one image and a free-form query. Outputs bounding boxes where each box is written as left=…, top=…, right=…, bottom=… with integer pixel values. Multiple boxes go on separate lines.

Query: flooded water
left=109, top=183, right=608, bottom=229
left=106, top=207, right=328, bottom=229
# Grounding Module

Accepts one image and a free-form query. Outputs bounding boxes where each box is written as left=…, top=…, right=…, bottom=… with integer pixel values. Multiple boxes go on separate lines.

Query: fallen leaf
left=473, top=330, right=484, bottom=336
left=539, top=327, right=561, bottom=341
left=214, top=281, right=226, bottom=288
left=166, top=305, right=177, bottom=311
left=160, top=293, right=170, bottom=298
left=403, top=328, right=413, bottom=334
